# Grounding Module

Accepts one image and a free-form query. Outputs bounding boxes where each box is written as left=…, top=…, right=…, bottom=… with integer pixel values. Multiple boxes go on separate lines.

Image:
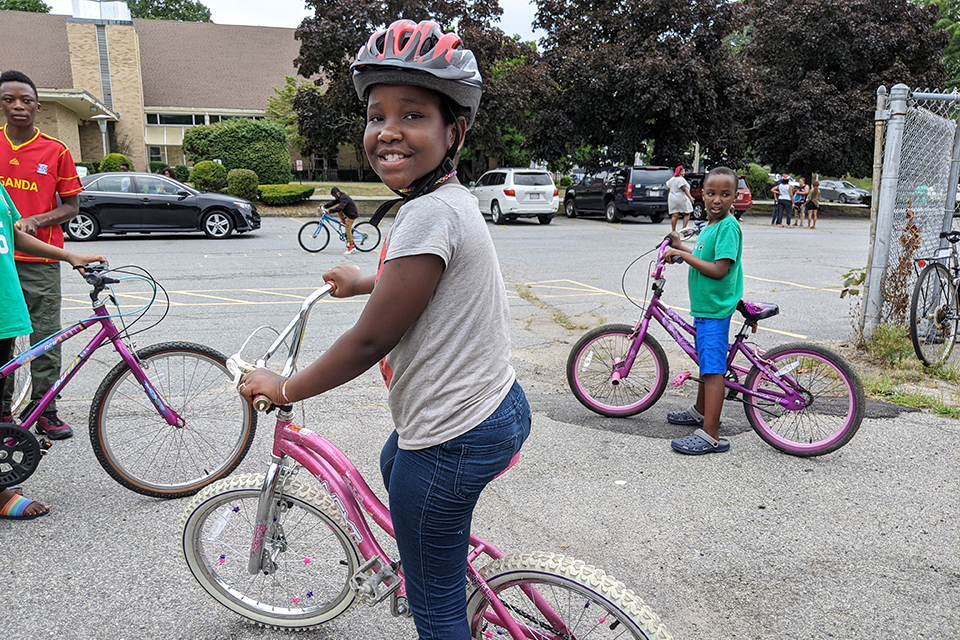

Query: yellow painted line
left=175, top=291, right=257, bottom=304
left=745, top=274, right=842, bottom=293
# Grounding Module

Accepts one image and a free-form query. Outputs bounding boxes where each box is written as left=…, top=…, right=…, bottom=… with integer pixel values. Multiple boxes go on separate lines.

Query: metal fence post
left=943, top=103, right=960, bottom=239
left=863, top=83, right=909, bottom=333
left=861, top=86, right=887, bottom=332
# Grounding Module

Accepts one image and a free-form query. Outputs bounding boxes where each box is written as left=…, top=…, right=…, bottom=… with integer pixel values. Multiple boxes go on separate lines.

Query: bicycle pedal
left=671, top=370, right=692, bottom=387
left=351, top=556, right=402, bottom=604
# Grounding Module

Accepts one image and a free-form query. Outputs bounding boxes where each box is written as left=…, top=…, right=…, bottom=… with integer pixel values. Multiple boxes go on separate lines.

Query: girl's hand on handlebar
left=663, top=247, right=686, bottom=264
left=323, top=263, right=371, bottom=298
left=67, top=254, right=108, bottom=272
left=239, top=368, right=286, bottom=406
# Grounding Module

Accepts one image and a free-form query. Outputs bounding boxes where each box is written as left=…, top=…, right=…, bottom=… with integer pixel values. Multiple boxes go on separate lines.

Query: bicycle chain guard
left=0, top=424, right=47, bottom=486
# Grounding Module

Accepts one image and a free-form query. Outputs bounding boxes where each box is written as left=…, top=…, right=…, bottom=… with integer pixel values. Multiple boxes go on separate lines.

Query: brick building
left=0, top=0, right=317, bottom=174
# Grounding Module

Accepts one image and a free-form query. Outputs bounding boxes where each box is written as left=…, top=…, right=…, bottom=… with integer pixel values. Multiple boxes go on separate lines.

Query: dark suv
left=563, top=166, right=672, bottom=223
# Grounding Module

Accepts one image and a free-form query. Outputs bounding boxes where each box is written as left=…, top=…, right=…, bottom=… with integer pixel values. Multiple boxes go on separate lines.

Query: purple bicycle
left=0, top=264, right=255, bottom=497
left=180, top=285, right=671, bottom=639
left=566, top=226, right=865, bottom=457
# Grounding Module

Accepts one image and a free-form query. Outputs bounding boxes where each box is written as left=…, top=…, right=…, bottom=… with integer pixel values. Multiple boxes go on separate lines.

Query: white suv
left=469, top=168, right=559, bottom=225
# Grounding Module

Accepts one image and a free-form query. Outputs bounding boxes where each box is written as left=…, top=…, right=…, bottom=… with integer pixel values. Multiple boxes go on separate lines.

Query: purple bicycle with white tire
left=566, top=225, right=865, bottom=457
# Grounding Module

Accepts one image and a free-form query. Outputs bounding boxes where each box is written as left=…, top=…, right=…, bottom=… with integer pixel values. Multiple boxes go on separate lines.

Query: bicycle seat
left=737, top=300, right=779, bottom=324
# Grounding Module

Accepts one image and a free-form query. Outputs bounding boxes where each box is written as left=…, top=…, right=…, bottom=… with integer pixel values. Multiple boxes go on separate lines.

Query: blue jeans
left=379, top=380, right=531, bottom=640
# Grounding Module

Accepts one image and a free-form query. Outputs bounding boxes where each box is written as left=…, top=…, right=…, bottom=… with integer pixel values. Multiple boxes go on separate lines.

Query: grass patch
left=516, top=284, right=586, bottom=331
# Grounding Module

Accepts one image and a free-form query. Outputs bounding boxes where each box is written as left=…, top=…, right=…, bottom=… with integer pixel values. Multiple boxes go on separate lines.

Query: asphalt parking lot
left=2, top=213, right=956, bottom=639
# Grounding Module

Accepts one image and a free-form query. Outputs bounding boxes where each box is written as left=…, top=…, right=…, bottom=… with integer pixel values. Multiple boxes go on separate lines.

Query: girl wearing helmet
left=239, top=20, right=530, bottom=640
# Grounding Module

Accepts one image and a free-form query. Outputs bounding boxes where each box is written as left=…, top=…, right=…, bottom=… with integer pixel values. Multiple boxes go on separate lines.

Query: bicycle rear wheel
left=566, top=324, right=669, bottom=417
left=181, top=474, right=362, bottom=630
left=743, top=343, right=864, bottom=456
left=298, top=221, right=331, bottom=253
left=466, top=553, right=671, bottom=640
left=89, top=342, right=256, bottom=498
left=8, top=335, right=32, bottom=418
left=909, top=262, right=958, bottom=366
left=352, top=221, right=381, bottom=252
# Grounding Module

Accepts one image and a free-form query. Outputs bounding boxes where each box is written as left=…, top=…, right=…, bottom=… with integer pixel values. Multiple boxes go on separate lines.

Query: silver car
left=819, top=179, right=869, bottom=204
left=469, top=168, right=559, bottom=225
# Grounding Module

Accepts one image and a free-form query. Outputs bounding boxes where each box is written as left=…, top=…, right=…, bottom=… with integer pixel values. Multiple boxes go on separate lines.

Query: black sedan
left=65, top=172, right=260, bottom=240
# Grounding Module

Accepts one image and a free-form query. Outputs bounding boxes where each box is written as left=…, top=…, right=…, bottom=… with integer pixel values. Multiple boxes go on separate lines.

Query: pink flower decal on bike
left=291, top=597, right=299, bottom=603
left=303, top=557, right=311, bottom=564
left=219, top=554, right=226, bottom=564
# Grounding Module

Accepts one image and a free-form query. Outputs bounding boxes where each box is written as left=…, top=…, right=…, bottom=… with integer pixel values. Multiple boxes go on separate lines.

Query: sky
left=45, top=0, right=544, bottom=42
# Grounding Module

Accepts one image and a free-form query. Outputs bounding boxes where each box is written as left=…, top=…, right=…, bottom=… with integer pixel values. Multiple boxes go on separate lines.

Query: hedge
left=76, top=161, right=99, bottom=175
left=742, top=163, right=772, bottom=200
left=150, top=161, right=168, bottom=174
left=173, top=164, right=191, bottom=182
left=182, top=119, right=291, bottom=185
left=225, top=168, right=259, bottom=202
left=99, top=153, right=132, bottom=172
left=190, top=160, right=228, bottom=193
left=258, top=184, right=315, bottom=205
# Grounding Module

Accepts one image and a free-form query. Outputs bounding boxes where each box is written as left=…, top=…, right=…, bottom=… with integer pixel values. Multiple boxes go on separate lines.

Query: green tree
left=127, top=0, right=211, bottom=22
left=266, top=76, right=321, bottom=155
left=292, top=0, right=550, bottom=182
left=933, top=0, right=960, bottom=89
left=0, top=0, right=51, bottom=11
left=182, top=119, right=291, bottom=185
left=532, top=0, right=756, bottom=169
left=746, top=0, right=946, bottom=178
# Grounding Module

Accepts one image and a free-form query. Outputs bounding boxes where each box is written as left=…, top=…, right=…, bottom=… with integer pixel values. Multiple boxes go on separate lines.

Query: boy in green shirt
left=662, top=167, right=743, bottom=454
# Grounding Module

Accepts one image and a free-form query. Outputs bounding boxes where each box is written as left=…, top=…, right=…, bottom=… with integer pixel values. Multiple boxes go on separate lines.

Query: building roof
left=135, top=19, right=303, bottom=111
left=0, top=11, right=74, bottom=89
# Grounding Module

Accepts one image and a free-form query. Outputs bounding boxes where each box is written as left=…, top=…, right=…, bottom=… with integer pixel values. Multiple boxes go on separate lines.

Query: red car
left=686, top=173, right=752, bottom=220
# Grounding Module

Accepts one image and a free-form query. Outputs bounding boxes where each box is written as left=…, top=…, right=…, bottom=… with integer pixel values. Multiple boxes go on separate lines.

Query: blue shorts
left=694, top=316, right=732, bottom=375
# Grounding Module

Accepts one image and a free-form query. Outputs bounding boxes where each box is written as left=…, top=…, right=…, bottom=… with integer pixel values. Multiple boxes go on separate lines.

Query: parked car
left=563, top=166, right=672, bottom=223
left=65, top=172, right=260, bottom=240
left=686, top=174, right=752, bottom=221
left=819, top=179, right=869, bottom=204
left=469, top=168, right=559, bottom=224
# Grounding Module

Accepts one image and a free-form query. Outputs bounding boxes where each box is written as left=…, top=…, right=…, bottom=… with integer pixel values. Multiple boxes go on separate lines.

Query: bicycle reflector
left=918, top=259, right=927, bottom=268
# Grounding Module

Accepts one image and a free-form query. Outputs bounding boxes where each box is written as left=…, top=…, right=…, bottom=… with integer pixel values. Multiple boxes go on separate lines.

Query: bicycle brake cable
left=620, top=246, right=659, bottom=310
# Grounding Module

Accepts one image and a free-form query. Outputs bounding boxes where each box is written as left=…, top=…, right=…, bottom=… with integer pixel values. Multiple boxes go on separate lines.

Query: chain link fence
left=863, top=85, right=959, bottom=332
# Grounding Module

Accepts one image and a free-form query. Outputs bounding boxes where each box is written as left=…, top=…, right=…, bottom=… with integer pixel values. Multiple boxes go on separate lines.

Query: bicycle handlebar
left=939, top=230, right=960, bottom=243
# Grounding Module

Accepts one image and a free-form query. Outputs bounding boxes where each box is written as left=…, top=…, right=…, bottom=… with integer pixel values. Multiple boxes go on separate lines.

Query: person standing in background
left=666, top=166, right=695, bottom=232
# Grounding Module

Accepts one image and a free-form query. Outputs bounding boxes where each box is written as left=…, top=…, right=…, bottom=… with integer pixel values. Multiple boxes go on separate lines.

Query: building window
left=158, top=114, right=195, bottom=126
left=146, top=113, right=159, bottom=125
left=208, top=115, right=220, bottom=124
left=149, top=146, right=163, bottom=164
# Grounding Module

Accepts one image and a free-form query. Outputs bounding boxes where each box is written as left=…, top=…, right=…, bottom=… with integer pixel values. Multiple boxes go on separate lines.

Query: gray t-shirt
left=381, top=183, right=516, bottom=450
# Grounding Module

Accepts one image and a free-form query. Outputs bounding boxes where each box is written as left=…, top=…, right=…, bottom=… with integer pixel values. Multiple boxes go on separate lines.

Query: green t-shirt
left=688, top=213, right=743, bottom=319
left=0, top=185, right=32, bottom=340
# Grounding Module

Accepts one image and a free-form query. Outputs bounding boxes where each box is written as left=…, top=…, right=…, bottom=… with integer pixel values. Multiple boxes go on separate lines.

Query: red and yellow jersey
left=0, top=125, right=83, bottom=262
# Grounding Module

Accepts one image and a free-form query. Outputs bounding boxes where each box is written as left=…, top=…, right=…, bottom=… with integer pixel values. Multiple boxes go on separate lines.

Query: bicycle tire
left=9, top=335, right=32, bottom=417
left=466, top=553, right=671, bottom=640
left=89, top=342, right=256, bottom=498
left=298, top=221, right=331, bottom=253
left=909, top=262, right=958, bottom=366
left=566, top=324, right=669, bottom=417
left=181, top=473, right=362, bottom=630
left=743, top=342, right=864, bottom=456
left=351, top=221, right=381, bottom=252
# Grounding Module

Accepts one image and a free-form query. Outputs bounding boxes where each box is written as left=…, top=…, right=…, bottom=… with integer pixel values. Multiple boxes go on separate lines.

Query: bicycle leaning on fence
left=0, top=263, right=255, bottom=497
left=297, top=212, right=381, bottom=254
left=180, top=284, right=672, bottom=639
left=909, top=230, right=960, bottom=367
left=566, top=224, right=865, bottom=457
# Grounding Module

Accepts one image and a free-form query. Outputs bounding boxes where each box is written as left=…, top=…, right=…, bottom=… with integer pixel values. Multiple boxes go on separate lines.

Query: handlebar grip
left=670, top=255, right=685, bottom=264
left=252, top=395, right=272, bottom=412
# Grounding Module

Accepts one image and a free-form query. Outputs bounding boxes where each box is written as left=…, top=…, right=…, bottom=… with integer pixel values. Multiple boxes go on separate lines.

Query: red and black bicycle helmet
left=351, top=19, right=483, bottom=128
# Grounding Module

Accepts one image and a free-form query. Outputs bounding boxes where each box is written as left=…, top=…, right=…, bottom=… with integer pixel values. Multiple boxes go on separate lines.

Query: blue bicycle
left=298, top=212, right=381, bottom=253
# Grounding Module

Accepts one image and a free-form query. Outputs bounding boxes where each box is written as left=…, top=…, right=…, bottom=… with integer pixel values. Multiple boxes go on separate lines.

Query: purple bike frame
left=0, top=301, right=184, bottom=429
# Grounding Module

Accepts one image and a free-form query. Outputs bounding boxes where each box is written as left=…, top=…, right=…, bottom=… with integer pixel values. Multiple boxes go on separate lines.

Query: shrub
left=173, top=164, right=191, bottom=182
left=190, top=160, right=228, bottom=193
left=742, top=163, right=771, bottom=199
left=182, top=119, right=291, bottom=185
left=76, top=161, right=99, bottom=175
left=225, top=168, right=259, bottom=202
left=258, top=184, right=315, bottom=205
left=150, top=161, right=168, bottom=174
left=99, top=153, right=132, bottom=172
left=558, top=175, right=574, bottom=187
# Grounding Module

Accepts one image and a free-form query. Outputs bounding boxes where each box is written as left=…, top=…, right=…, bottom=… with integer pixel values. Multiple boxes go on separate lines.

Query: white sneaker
left=343, top=245, right=357, bottom=255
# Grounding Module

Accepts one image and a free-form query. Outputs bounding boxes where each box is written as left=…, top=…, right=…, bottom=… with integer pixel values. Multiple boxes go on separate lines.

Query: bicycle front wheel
left=9, top=335, right=32, bottom=417
left=352, top=221, right=381, bottom=252
left=743, top=343, right=864, bottom=456
left=89, top=342, right=256, bottom=498
left=181, top=474, right=362, bottom=630
left=910, top=262, right=958, bottom=366
left=466, top=553, right=671, bottom=640
left=298, top=221, right=331, bottom=253
left=566, top=324, right=669, bottom=417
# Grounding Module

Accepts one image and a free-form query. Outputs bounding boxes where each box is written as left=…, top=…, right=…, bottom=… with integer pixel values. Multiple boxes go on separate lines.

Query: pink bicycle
left=180, top=285, right=672, bottom=639
left=0, top=264, right=255, bottom=496
left=566, top=225, right=865, bottom=456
